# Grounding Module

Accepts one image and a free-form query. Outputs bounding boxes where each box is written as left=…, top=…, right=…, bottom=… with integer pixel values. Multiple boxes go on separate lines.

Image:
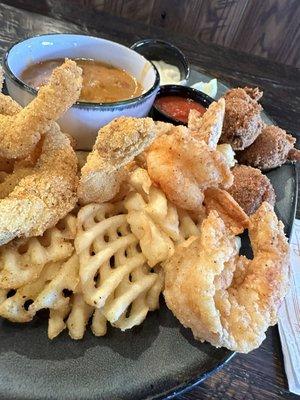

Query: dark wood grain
left=232, top=0, right=300, bottom=67
left=2, top=0, right=300, bottom=67
left=0, top=3, right=299, bottom=399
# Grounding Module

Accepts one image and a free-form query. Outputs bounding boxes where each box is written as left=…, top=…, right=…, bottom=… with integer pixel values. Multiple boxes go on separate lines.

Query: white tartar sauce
left=151, top=60, right=181, bottom=85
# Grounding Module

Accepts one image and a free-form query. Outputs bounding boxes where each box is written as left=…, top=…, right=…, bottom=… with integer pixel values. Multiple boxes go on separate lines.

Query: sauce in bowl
left=154, top=95, right=206, bottom=124
left=20, top=58, right=143, bottom=103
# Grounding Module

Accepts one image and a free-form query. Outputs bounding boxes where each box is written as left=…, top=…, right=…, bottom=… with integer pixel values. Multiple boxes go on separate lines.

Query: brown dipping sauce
left=20, top=58, right=143, bottom=103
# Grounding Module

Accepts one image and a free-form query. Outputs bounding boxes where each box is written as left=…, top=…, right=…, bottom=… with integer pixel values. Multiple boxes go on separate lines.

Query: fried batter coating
left=228, top=165, right=275, bottom=215
left=188, top=98, right=225, bottom=148
left=238, top=125, right=300, bottom=170
left=204, top=188, right=249, bottom=234
left=78, top=117, right=158, bottom=204
left=220, top=87, right=263, bottom=150
left=147, top=125, right=233, bottom=212
left=0, top=123, right=78, bottom=245
left=164, top=203, right=289, bottom=353
left=0, top=59, right=82, bottom=159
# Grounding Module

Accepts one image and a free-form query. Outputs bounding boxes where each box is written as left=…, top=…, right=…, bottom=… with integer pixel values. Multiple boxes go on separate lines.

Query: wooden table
left=0, top=3, right=299, bottom=399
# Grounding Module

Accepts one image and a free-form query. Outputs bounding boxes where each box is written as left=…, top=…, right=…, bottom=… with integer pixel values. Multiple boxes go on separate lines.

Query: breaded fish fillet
left=0, top=123, right=78, bottom=245
left=0, top=59, right=82, bottom=159
left=78, top=117, right=158, bottom=204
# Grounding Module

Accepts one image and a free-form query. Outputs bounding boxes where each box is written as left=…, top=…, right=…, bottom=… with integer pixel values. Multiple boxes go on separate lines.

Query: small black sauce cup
left=130, top=39, right=190, bottom=84
left=151, top=84, right=214, bottom=125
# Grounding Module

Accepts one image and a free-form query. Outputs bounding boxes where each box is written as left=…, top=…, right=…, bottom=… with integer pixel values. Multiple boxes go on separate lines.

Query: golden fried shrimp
left=78, top=117, right=158, bottom=204
left=0, top=59, right=82, bottom=159
left=147, top=126, right=233, bottom=212
left=188, top=98, right=225, bottom=148
left=0, top=122, right=78, bottom=245
left=164, top=202, right=289, bottom=353
left=204, top=188, right=249, bottom=234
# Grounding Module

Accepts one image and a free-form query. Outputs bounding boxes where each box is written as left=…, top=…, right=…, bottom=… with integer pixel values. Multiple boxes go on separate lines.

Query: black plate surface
left=0, top=75, right=297, bottom=400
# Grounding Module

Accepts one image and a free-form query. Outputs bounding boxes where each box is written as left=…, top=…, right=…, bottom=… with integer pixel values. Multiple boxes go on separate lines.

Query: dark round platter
left=0, top=72, right=297, bottom=400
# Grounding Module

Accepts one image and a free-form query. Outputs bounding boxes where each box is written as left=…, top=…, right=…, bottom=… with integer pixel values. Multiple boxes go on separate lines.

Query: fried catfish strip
left=0, top=123, right=78, bottom=244
left=0, top=59, right=82, bottom=159
left=78, top=117, right=158, bottom=204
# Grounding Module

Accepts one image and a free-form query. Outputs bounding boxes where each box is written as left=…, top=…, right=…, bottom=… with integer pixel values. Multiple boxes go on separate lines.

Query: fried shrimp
left=78, top=117, right=158, bottom=204
left=0, top=59, right=82, bottom=159
left=164, top=202, right=289, bottom=353
left=147, top=125, right=233, bottom=212
left=0, top=122, right=78, bottom=245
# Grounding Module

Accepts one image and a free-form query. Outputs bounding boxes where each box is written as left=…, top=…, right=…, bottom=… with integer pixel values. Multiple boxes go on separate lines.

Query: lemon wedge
left=191, top=78, right=218, bottom=98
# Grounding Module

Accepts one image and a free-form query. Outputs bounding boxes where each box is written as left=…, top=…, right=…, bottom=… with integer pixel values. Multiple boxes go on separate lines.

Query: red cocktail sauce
left=154, top=95, right=206, bottom=124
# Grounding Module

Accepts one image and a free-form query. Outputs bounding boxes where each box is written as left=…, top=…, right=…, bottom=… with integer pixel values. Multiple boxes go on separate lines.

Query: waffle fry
left=124, top=168, right=178, bottom=266
left=48, top=286, right=94, bottom=340
left=0, top=261, right=61, bottom=323
left=75, top=202, right=161, bottom=331
left=29, top=252, right=79, bottom=314
left=48, top=303, right=70, bottom=339
left=0, top=214, right=76, bottom=289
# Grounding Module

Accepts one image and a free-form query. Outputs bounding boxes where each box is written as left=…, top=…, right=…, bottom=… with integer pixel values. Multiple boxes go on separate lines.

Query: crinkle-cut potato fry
left=124, top=168, right=206, bottom=264
left=0, top=251, right=93, bottom=340
left=44, top=257, right=93, bottom=340
left=29, top=252, right=80, bottom=314
left=48, top=303, right=70, bottom=339
left=0, top=261, right=61, bottom=323
left=204, top=188, right=249, bottom=234
left=0, top=213, right=76, bottom=289
left=124, top=168, right=179, bottom=266
left=75, top=202, right=161, bottom=331
left=177, top=209, right=202, bottom=242
left=66, top=291, right=93, bottom=340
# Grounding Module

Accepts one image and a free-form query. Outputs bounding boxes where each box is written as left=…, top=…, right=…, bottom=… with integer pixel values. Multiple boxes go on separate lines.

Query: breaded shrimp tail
left=78, top=117, right=158, bottom=204
left=0, top=59, right=82, bottom=159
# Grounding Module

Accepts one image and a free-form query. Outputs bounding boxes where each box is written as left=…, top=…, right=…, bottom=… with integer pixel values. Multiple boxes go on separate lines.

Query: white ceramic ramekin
left=3, top=34, right=160, bottom=150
